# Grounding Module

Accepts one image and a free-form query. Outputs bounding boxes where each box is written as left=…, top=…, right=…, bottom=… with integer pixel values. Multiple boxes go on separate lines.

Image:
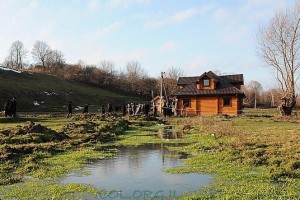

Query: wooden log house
left=172, top=71, right=245, bottom=116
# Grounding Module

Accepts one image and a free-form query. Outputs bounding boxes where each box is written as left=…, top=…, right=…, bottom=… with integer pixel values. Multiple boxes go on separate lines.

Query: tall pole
left=160, top=72, right=165, bottom=113
left=160, top=72, right=164, bottom=98
left=151, top=90, right=155, bottom=113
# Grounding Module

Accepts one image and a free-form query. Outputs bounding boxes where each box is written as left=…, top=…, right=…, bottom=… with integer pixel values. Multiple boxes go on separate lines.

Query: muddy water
left=62, top=144, right=211, bottom=199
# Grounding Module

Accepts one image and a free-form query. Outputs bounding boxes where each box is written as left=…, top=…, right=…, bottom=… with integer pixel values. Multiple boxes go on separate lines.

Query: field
left=1, top=108, right=300, bottom=199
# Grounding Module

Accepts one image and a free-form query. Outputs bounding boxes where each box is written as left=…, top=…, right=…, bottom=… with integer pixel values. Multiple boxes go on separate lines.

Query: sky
left=0, top=0, right=296, bottom=89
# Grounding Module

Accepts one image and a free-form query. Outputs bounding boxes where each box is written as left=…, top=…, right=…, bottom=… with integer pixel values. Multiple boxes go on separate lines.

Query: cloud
left=159, top=41, right=178, bottom=53
left=108, top=0, right=151, bottom=9
left=225, top=25, right=248, bottom=44
left=212, top=8, right=228, bottom=20
left=96, top=22, right=121, bottom=37
left=145, top=6, right=211, bottom=29
left=189, top=55, right=210, bottom=73
left=112, top=49, right=148, bottom=64
left=169, top=7, right=202, bottom=23
left=29, top=0, right=38, bottom=9
left=86, top=0, right=101, bottom=11
left=0, top=1, right=9, bottom=12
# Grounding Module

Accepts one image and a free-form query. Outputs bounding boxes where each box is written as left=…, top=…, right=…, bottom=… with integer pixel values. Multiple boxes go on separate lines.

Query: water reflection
left=156, top=127, right=184, bottom=139
left=62, top=144, right=211, bottom=199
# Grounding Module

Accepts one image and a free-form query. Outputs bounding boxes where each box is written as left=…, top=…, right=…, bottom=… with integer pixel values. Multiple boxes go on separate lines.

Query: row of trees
left=243, top=80, right=282, bottom=108
left=55, top=61, right=183, bottom=98
left=3, top=40, right=65, bottom=71
left=1, top=40, right=183, bottom=98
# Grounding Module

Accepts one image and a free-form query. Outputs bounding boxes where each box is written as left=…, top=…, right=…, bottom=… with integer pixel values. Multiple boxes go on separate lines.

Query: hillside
left=0, top=68, right=144, bottom=112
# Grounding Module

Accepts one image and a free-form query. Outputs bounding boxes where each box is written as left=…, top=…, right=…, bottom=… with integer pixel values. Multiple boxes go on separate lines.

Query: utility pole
left=151, top=90, right=155, bottom=113
left=160, top=72, right=165, bottom=113
left=160, top=72, right=164, bottom=98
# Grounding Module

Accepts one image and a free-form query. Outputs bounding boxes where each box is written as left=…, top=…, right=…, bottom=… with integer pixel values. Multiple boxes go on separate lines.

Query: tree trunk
left=279, top=97, right=296, bottom=116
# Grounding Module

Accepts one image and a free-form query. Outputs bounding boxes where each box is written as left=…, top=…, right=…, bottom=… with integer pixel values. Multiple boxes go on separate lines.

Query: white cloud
left=95, top=22, right=121, bottom=37
left=189, top=55, right=210, bottom=73
left=86, top=0, right=101, bottom=11
left=169, top=7, right=202, bottom=23
left=159, top=41, right=178, bottom=53
left=145, top=6, right=211, bottom=29
left=29, top=0, right=38, bottom=9
left=0, top=1, right=9, bottom=12
left=112, top=49, right=148, bottom=64
left=225, top=25, right=249, bottom=44
left=212, top=8, right=228, bottom=20
left=108, top=0, right=150, bottom=9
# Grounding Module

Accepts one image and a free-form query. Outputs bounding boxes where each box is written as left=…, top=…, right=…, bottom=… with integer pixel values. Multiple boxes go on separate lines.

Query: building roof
left=173, top=71, right=245, bottom=96
left=178, top=72, right=244, bottom=85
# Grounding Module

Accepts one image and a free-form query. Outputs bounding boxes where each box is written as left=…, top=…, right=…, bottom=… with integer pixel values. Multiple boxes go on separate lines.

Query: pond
left=62, top=144, right=211, bottom=199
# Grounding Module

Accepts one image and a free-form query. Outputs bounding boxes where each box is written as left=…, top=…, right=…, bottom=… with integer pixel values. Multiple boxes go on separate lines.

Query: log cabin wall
left=218, top=96, right=238, bottom=115
left=197, top=97, right=218, bottom=115
left=177, top=96, right=240, bottom=116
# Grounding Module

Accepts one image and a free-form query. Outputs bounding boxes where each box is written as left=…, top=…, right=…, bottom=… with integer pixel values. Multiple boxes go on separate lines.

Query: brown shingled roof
left=173, top=71, right=244, bottom=96
left=178, top=72, right=243, bottom=86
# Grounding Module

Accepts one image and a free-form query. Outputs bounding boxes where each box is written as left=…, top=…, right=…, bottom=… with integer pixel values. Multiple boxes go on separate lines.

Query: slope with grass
left=0, top=69, right=143, bottom=112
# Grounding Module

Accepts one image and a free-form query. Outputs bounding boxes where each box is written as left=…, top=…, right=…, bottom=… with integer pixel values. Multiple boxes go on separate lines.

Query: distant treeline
left=1, top=40, right=184, bottom=99
left=29, top=60, right=184, bottom=99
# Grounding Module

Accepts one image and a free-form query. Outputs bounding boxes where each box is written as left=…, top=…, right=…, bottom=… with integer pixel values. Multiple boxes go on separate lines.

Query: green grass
left=162, top=109, right=300, bottom=199
left=2, top=109, right=300, bottom=199
left=0, top=69, right=143, bottom=112
left=0, top=181, right=101, bottom=200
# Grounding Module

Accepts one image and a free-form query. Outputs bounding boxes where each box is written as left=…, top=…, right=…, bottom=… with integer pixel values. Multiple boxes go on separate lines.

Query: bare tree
left=125, top=61, right=148, bottom=94
left=32, top=40, right=52, bottom=69
left=4, top=40, right=27, bottom=70
left=47, top=49, right=65, bottom=69
left=165, top=66, right=184, bottom=95
left=248, top=80, right=263, bottom=109
left=257, top=1, right=300, bottom=115
left=98, top=60, right=116, bottom=88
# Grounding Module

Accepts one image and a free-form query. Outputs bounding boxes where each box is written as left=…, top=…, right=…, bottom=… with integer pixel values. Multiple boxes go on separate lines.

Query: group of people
left=67, top=101, right=152, bottom=117
left=161, top=97, right=179, bottom=117
left=125, top=102, right=151, bottom=116
left=2, top=98, right=174, bottom=118
left=4, top=97, right=17, bottom=117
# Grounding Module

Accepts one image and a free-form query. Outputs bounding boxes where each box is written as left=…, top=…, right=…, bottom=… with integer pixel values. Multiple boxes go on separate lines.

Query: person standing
left=67, top=101, right=73, bottom=117
left=4, top=100, right=10, bottom=117
left=101, top=105, right=105, bottom=115
left=10, top=97, right=17, bottom=117
left=173, top=97, right=178, bottom=117
left=107, top=103, right=113, bottom=115
left=83, top=104, right=89, bottom=114
left=122, top=103, right=126, bottom=116
left=126, top=103, right=131, bottom=115
left=145, top=103, right=150, bottom=116
left=154, top=105, right=158, bottom=117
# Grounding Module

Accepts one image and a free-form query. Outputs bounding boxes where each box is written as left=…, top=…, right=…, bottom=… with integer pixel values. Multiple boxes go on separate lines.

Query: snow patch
left=40, top=91, right=59, bottom=96
left=0, top=66, right=22, bottom=73
left=74, top=106, right=83, bottom=111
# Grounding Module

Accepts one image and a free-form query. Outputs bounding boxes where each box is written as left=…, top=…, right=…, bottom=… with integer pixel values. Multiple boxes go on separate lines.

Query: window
left=223, top=98, right=231, bottom=107
left=183, top=99, right=191, bottom=107
left=203, top=79, right=210, bottom=87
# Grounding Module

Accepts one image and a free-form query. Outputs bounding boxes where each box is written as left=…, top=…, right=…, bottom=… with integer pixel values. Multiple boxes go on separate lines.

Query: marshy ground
left=1, top=109, right=300, bottom=199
